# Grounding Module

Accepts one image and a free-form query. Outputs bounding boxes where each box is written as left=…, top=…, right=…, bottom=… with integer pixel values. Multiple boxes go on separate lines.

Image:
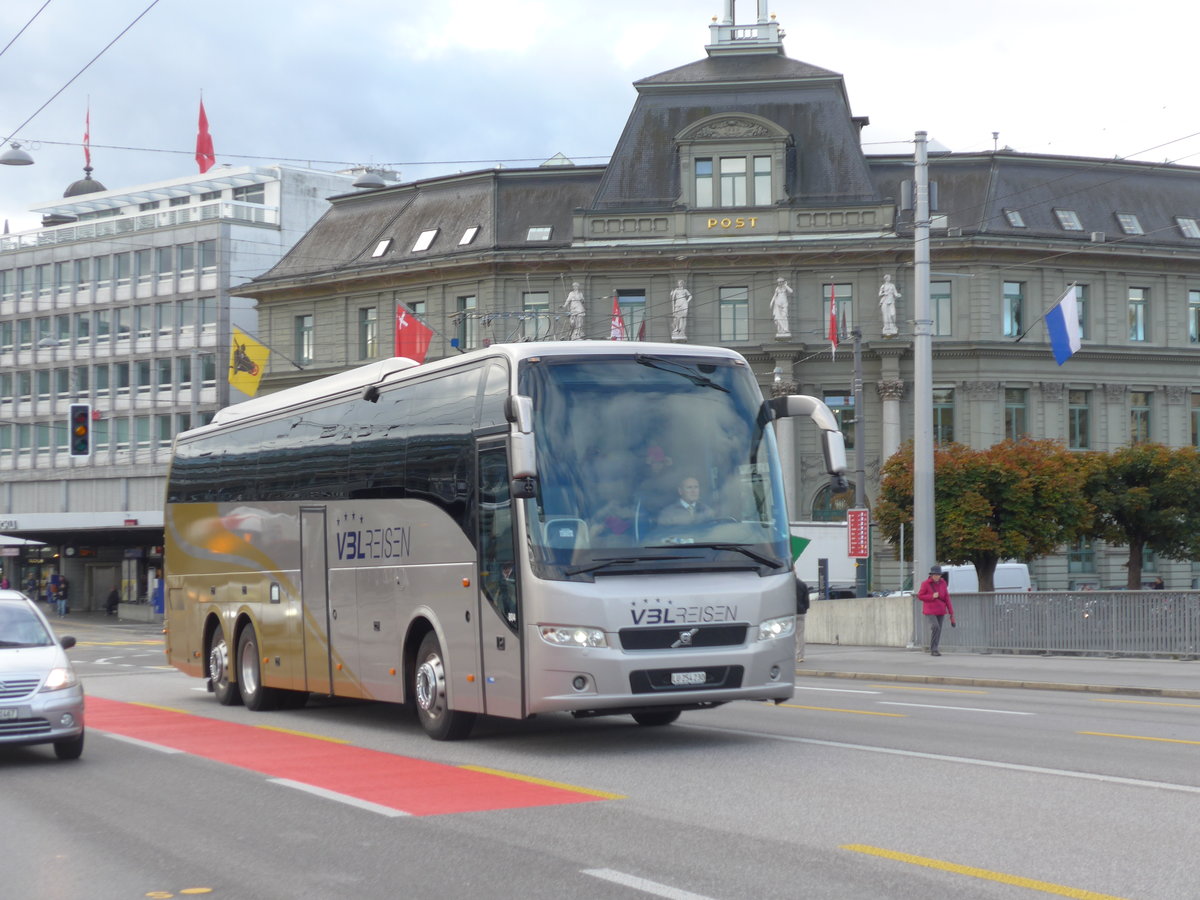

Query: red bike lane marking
left=86, top=696, right=610, bottom=815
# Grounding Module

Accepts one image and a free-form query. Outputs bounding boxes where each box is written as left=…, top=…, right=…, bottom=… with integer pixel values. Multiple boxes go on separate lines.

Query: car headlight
left=538, top=625, right=608, bottom=648
left=41, top=666, right=79, bottom=691
left=757, top=615, right=796, bottom=641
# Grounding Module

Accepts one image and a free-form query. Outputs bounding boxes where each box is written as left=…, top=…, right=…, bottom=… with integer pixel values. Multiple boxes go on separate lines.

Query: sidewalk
left=46, top=607, right=164, bottom=640
left=799, top=644, right=1200, bottom=699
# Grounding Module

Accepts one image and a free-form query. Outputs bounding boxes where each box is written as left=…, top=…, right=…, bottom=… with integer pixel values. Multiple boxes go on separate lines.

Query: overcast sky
left=3, top=0, right=1198, bottom=232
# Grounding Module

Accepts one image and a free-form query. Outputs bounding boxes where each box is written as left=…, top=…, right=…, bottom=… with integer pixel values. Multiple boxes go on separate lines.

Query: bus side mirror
left=511, top=431, right=537, bottom=481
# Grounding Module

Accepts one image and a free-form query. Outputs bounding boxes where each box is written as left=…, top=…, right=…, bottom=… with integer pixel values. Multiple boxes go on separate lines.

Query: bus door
left=476, top=442, right=524, bottom=719
left=300, top=507, right=333, bottom=695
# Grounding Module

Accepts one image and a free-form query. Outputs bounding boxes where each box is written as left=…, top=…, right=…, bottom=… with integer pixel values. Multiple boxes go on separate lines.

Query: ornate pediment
left=692, top=117, right=772, bottom=139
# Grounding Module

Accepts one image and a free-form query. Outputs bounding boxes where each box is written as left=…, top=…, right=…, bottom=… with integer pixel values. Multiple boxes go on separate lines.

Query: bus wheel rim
left=209, top=638, right=228, bottom=685
left=240, top=639, right=259, bottom=696
left=415, top=658, right=443, bottom=713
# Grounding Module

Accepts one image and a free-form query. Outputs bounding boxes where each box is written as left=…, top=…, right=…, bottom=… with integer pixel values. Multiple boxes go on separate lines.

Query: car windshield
left=518, top=354, right=789, bottom=581
left=0, top=605, right=54, bottom=648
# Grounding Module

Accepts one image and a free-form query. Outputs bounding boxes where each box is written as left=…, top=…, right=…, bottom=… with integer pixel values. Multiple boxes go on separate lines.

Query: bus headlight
left=538, top=625, right=608, bottom=648
left=757, top=615, right=796, bottom=642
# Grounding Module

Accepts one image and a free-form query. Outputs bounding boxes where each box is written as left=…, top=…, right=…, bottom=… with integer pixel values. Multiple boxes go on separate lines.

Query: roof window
left=459, top=226, right=480, bottom=245
left=1116, top=213, right=1144, bottom=235
left=1054, top=209, right=1083, bottom=231
left=1175, top=216, right=1200, bottom=239
left=1003, top=209, right=1026, bottom=228
left=526, top=226, right=552, bottom=241
left=412, top=229, right=438, bottom=252
left=370, top=239, right=392, bottom=258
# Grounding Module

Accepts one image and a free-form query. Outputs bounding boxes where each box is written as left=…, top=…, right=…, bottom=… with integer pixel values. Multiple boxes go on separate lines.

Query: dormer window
left=1003, top=209, right=1026, bottom=228
left=676, top=114, right=791, bottom=209
left=1176, top=216, right=1200, bottom=239
left=1116, top=213, right=1144, bottom=235
left=412, top=229, right=438, bottom=252
left=1054, top=209, right=1083, bottom=231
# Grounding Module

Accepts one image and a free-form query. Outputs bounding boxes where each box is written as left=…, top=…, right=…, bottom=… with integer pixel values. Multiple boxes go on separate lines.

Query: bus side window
left=479, top=446, right=518, bottom=629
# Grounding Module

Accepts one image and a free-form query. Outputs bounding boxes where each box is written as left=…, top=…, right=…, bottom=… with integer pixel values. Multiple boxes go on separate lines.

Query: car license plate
left=671, top=671, right=706, bottom=686
left=0, top=707, right=18, bottom=720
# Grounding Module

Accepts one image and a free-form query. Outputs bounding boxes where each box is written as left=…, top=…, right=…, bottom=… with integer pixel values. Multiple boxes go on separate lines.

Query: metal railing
left=917, top=591, right=1200, bottom=658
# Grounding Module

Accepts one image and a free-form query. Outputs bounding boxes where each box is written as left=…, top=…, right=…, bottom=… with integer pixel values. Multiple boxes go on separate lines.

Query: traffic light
left=69, top=404, right=91, bottom=457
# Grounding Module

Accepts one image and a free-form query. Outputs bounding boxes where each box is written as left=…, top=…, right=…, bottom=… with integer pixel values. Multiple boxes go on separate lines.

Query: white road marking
left=268, top=778, right=411, bottom=817
left=681, top=724, right=1200, bottom=796
left=582, top=868, right=717, bottom=900
left=102, top=733, right=184, bottom=754
left=877, top=702, right=1033, bottom=715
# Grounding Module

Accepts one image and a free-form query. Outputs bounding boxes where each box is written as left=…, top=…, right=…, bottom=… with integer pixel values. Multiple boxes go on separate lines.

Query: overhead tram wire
left=0, top=0, right=53, bottom=63
left=1, top=0, right=163, bottom=148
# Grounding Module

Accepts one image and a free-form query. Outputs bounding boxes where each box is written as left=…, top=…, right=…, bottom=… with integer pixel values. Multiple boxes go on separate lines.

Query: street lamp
left=0, top=141, right=34, bottom=166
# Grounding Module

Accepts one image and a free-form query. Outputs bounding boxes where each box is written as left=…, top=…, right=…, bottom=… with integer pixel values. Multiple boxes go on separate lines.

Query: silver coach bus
left=163, top=342, right=847, bottom=739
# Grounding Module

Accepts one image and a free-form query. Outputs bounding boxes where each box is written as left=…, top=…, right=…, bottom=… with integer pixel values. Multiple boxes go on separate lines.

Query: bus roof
left=198, top=341, right=750, bottom=434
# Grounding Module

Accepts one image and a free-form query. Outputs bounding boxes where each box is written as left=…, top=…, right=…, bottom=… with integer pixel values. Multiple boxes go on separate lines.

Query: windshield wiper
left=565, top=554, right=693, bottom=576
left=675, top=543, right=783, bottom=568
left=635, top=355, right=730, bottom=392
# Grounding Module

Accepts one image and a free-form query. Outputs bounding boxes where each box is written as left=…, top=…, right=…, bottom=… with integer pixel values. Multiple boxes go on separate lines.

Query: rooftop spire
left=706, top=0, right=785, bottom=56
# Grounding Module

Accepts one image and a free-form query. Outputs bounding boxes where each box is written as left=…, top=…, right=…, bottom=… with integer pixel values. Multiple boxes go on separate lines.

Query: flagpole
left=912, top=130, right=936, bottom=589
left=1013, top=281, right=1076, bottom=344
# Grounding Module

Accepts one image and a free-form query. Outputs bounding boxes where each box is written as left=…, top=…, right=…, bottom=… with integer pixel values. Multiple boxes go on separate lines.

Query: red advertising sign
left=847, top=508, right=870, bottom=558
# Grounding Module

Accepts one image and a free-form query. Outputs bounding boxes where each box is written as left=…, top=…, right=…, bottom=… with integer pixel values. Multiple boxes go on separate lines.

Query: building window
left=1054, top=209, right=1084, bottom=231
left=295, top=315, right=314, bottom=364
left=200, top=353, right=217, bottom=386
left=719, top=157, right=747, bottom=206
left=412, top=229, right=438, bottom=252
left=1130, top=391, right=1152, bottom=443
left=1190, top=290, right=1200, bottom=343
left=155, top=247, right=173, bottom=280
left=810, top=481, right=855, bottom=522
left=232, top=184, right=265, bottom=204
left=135, top=249, right=152, bottom=284
left=676, top=114, right=787, bottom=209
left=455, top=295, right=478, bottom=350
left=459, top=226, right=480, bottom=245
left=1074, top=284, right=1089, bottom=340
left=177, top=357, right=192, bottom=390
left=933, top=388, right=955, bottom=443
left=931, top=280, right=952, bottom=336
left=135, top=305, right=152, bottom=338
left=54, top=368, right=69, bottom=398
left=371, top=239, right=392, bottom=258
left=93, top=257, right=111, bottom=289
left=1003, top=209, right=1026, bottom=228
left=1174, top=216, right=1200, bottom=239
left=1004, top=388, right=1027, bottom=440
left=156, top=414, right=173, bottom=447
left=177, top=244, right=195, bottom=275
left=617, top=290, right=646, bottom=340
left=695, top=158, right=713, bottom=206
left=1128, top=287, right=1147, bottom=341
left=1116, top=213, right=1144, bottom=235
left=358, top=307, right=378, bottom=359
left=718, top=286, right=749, bottom=341
left=135, top=360, right=152, bottom=395
left=169, top=196, right=190, bottom=207
left=114, top=362, right=130, bottom=396
left=198, top=240, right=217, bottom=273
left=113, top=417, right=130, bottom=452
left=824, top=283, right=853, bottom=336
left=1002, top=281, right=1024, bottom=337
left=1069, top=390, right=1090, bottom=450
left=526, top=226, right=552, bottom=241
left=823, top=392, right=854, bottom=449
left=1067, top=538, right=1095, bottom=574
left=93, top=310, right=110, bottom=343
left=156, top=358, right=172, bottom=391
left=156, top=301, right=175, bottom=334
left=522, top=291, right=549, bottom=340
left=199, top=297, right=217, bottom=333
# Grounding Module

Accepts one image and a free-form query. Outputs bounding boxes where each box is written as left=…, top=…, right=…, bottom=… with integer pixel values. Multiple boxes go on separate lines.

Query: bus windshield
left=519, top=354, right=789, bottom=580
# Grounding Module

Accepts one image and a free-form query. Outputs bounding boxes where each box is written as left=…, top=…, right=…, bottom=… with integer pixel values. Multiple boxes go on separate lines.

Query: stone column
left=877, top=379, right=905, bottom=461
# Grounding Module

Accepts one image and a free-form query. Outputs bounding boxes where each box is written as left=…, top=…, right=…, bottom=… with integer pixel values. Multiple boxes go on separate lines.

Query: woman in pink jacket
left=918, top=565, right=956, bottom=656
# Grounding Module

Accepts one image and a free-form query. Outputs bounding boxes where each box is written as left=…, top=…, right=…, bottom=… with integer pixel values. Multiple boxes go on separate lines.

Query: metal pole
left=852, top=327, right=867, bottom=597
left=912, top=131, right=936, bottom=588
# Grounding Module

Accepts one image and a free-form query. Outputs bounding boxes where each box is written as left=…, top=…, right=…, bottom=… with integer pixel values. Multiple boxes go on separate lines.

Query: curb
left=796, top=669, right=1200, bottom=700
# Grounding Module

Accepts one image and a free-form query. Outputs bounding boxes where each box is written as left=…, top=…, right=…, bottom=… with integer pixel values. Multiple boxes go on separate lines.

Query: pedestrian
left=918, top=565, right=955, bottom=656
left=105, top=585, right=121, bottom=616
left=793, top=559, right=810, bottom=665
left=1151, top=576, right=1165, bottom=590
left=0, top=575, right=9, bottom=590
left=56, top=579, right=70, bottom=617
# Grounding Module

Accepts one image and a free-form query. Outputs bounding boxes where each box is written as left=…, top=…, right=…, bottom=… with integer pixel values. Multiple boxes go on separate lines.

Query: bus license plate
left=0, top=707, right=18, bottom=720
left=671, top=671, right=706, bottom=686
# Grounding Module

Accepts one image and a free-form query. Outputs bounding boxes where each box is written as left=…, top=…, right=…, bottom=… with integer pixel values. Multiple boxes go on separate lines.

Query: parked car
left=0, top=589, right=85, bottom=760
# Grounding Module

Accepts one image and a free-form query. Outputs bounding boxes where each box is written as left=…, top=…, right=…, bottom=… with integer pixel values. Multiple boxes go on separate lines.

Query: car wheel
left=209, top=628, right=241, bottom=706
left=413, top=631, right=475, bottom=741
left=237, top=625, right=282, bottom=711
left=54, top=730, right=85, bottom=760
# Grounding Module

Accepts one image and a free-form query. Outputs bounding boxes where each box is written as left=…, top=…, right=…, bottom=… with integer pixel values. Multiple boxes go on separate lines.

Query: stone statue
left=670, top=280, right=691, bottom=341
left=879, top=274, right=900, bottom=337
left=770, top=277, right=792, bottom=339
left=562, top=281, right=585, bottom=340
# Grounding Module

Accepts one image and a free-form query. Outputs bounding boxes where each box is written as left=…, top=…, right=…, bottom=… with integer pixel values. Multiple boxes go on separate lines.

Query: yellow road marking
left=843, top=844, right=1129, bottom=899
left=780, top=703, right=905, bottom=717
left=1080, top=731, right=1200, bottom=746
left=255, top=725, right=350, bottom=744
left=1092, top=697, right=1200, bottom=709
left=868, top=683, right=987, bottom=694
left=459, top=764, right=625, bottom=799
left=129, top=702, right=191, bottom=715
left=79, top=640, right=163, bottom=647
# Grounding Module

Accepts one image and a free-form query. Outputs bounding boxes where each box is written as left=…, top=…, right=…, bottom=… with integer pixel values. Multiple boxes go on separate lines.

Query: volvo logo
left=671, top=628, right=700, bottom=648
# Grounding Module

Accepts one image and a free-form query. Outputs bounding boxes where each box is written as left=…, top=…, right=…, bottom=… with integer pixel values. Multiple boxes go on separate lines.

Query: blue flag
left=1045, top=285, right=1081, bottom=365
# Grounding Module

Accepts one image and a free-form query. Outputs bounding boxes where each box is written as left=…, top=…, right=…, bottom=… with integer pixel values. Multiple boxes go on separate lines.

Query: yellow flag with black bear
left=228, top=327, right=269, bottom=397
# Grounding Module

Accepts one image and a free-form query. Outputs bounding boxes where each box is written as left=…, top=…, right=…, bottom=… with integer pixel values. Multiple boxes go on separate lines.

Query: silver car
left=0, top=589, right=85, bottom=760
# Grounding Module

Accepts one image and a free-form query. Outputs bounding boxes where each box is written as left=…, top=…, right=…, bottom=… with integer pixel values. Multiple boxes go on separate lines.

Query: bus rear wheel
left=413, top=632, right=475, bottom=741
left=632, top=710, right=681, bottom=727
left=237, top=625, right=282, bottom=711
left=209, top=628, right=241, bottom=706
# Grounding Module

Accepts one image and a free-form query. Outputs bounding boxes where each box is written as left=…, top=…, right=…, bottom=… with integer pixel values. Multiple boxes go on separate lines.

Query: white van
left=941, top=562, right=1031, bottom=592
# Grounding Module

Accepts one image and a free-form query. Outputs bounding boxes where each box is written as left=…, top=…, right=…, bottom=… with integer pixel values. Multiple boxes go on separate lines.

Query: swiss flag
left=195, top=100, right=215, bottom=174
left=828, top=282, right=838, bottom=358
left=395, top=305, right=434, bottom=363
left=609, top=295, right=626, bottom=341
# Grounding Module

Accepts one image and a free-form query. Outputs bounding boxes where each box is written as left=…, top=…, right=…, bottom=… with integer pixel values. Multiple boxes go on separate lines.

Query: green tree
left=1083, top=443, right=1200, bottom=588
left=876, top=440, right=1089, bottom=590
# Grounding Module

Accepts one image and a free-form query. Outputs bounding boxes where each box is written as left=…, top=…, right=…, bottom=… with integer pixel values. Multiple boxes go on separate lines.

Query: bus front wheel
left=209, top=628, right=241, bottom=706
left=413, top=632, right=475, bottom=741
left=237, top=625, right=282, bottom=711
